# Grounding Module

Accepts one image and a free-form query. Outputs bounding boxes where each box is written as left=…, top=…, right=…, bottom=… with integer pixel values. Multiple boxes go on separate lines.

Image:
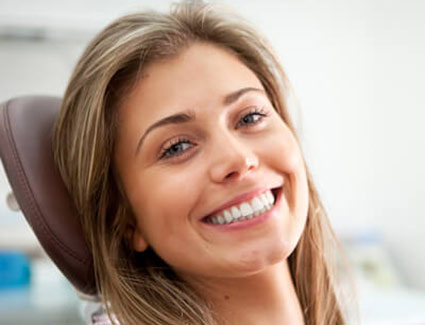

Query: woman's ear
left=125, top=225, right=148, bottom=252
left=132, top=226, right=149, bottom=252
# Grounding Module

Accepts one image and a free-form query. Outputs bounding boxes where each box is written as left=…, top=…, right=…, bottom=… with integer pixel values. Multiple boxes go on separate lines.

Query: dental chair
left=0, top=96, right=97, bottom=296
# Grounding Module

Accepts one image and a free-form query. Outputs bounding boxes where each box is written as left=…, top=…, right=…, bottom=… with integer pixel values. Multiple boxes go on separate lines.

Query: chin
left=228, top=238, right=293, bottom=276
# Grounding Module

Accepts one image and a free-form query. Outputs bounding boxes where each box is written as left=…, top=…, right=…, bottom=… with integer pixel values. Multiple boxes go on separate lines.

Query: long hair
left=53, top=1, right=354, bottom=324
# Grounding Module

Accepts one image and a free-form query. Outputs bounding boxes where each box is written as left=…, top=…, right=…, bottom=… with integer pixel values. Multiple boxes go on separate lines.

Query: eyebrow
left=135, top=86, right=264, bottom=155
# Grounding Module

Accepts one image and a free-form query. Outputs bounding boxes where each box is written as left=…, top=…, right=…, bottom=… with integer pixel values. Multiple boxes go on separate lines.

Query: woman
left=53, top=1, right=353, bottom=324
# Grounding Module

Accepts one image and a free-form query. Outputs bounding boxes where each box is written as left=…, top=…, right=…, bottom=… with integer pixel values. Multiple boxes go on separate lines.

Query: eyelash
left=236, top=107, right=268, bottom=128
left=159, top=137, right=192, bottom=160
left=159, top=107, right=269, bottom=160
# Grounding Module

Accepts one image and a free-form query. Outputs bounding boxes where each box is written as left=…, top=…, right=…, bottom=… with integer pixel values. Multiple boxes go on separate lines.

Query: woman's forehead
left=119, top=42, right=264, bottom=125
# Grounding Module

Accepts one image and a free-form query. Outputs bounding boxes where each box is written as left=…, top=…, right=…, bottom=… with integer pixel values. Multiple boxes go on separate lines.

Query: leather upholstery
left=0, top=96, right=96, bottom=295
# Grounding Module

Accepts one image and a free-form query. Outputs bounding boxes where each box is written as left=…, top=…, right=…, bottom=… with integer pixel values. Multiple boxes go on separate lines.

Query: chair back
left=0, top=96, right=96, bottom=295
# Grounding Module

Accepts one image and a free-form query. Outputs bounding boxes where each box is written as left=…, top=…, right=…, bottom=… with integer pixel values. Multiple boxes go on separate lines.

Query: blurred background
left=1, top=0, right=424, bottom=324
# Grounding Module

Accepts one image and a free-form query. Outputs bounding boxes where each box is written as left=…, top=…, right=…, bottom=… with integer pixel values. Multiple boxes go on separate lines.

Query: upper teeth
left=206, top=190, right=276, bottom=225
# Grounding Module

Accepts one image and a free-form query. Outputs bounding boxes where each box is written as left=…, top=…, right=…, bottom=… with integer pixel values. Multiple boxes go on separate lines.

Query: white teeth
left=205, top=189, right=278, bottom=225
left=223, top=210, right=233, bottom=223
left=251, top=197, right=264, bottom=212
left=260, top=193, right=270, bottom=208
left=240, top=202, right=253, bottom=217
left=266, top=191, right=275, bottom=205
left=231, top=206, right=242, bottom=219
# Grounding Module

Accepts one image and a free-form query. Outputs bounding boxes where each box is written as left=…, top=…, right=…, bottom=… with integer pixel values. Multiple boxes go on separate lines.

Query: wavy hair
left=53, top=1, right=355, bottom=324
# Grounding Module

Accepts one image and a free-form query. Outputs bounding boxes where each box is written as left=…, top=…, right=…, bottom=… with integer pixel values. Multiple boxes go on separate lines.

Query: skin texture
left=114, top=42, right=309, bottom=324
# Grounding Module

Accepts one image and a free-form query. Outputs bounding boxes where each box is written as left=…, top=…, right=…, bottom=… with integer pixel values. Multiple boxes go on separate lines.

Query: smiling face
left=113, top=42, right=309, bottom=279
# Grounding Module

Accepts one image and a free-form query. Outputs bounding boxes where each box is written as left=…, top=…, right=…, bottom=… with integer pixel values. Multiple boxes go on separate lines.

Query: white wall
left=1, top=0, right=424, bottom=289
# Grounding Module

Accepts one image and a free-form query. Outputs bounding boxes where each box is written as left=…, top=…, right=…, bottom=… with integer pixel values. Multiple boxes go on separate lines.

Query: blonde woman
left=53, top=1, right=354, bottom=324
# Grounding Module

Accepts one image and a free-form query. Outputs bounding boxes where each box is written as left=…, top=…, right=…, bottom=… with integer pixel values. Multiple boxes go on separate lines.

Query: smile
left=203, top=188, right=279, bottom=225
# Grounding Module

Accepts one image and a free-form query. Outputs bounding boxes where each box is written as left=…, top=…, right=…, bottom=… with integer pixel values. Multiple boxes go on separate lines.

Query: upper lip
left=200, top=184, right=283, bottom=220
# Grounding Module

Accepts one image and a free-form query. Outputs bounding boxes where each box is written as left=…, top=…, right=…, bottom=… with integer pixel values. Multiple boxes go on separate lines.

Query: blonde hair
left=53, top=1, right=355, bottom=324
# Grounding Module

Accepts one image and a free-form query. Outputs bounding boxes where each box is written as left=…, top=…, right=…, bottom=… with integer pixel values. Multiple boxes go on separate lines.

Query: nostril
left=224, top=171, right=239, bottom=180
left=209, top=148, right=258, bottom=183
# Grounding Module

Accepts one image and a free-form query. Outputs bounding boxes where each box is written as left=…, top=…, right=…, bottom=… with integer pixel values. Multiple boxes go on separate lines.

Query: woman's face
left=114, top=42, right=309, bottom=278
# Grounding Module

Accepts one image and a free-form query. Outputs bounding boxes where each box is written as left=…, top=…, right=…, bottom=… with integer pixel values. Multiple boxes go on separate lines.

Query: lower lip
left=200, top=188, right=283, bottom=232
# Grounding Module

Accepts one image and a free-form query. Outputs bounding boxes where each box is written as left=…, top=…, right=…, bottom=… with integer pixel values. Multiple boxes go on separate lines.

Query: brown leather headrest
left=0, top=96, right=96, bottom=295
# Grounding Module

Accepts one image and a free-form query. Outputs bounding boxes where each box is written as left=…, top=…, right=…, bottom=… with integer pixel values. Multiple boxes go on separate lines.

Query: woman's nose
left=208, top=135, right=259, bottom=183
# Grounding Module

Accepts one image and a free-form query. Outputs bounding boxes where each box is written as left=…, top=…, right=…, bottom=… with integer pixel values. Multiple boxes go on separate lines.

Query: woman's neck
left=184, top=260, right=305, bottom=325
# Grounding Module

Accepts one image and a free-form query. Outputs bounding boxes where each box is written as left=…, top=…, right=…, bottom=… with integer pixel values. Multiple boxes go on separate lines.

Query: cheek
left=133, top=172, right=209, bottom=271
left=130, top=169, right=201, bottom=245
left=265, top=122, right=309, bottom=236
left=262, top=122, right=305, bottom=174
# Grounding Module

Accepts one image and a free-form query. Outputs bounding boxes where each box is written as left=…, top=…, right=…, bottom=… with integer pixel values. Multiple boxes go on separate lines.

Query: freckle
left=224, top=295, right=230, bottom=300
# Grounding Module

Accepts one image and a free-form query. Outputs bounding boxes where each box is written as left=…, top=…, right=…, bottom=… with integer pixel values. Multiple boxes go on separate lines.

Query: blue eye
left=236, top=108, right=268, bottom=128
left=160, top=138, right=193, bottom=159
